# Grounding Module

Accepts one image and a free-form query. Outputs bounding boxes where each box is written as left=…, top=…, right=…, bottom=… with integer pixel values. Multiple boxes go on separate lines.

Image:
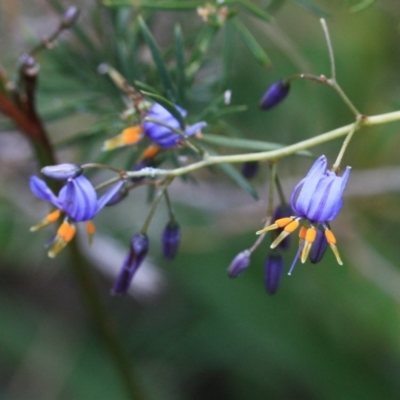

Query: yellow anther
left=300, top=227, right=316, bottom=263
left=284, top=219, right=299, bottom=233
left=299, top=226, right=307, bottom=240
left=48, top=222, right=76, bottom=258
left=122, top=126, right=143, bottom=145
left=102, top=125, right=143, bottom=151
left=30, top=209, right=62, bottom=232
left=324, top=229, right=337, bottom=244
left=86, top=221, right=96, bottom=246
left=256, top=217, right=294, bottom=235
left=140, top=144, right=160, bottom=160
left=46, top=209, right=61, bottom=223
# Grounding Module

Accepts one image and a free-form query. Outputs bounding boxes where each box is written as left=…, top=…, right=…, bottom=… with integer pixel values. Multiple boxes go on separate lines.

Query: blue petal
left=62, top=175, right=97, bottom=221
left=30, top=176, right=61, bottom=208
left=291, top=156, right=327, bottom=217
left=96, top=180, right=125, bottom=212
left=305, top=175, right=336, bottom=222
left=184, top=121, right=207, bottom=136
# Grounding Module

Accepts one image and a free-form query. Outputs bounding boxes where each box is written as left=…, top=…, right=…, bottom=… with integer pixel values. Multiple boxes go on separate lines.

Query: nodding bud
left=20, top=54, right=40, bottom=77
left=309, top=228, right=328, bottom=264
left=105, top=184, right=129, bottom=207
left=60, top=6, right=80, bottom=29
left=227, top=250, right=251, bottom=278
left=264, top=253, right=284, bottom=295
left=41, top=163, right=82, bottom=180
left=259, top=80, right=290, bottom=110
left=162, top=221, right=181, bottom=260
left=241, top=161, right=259, bottom=179
left=112, top=233, right=149, bottom=295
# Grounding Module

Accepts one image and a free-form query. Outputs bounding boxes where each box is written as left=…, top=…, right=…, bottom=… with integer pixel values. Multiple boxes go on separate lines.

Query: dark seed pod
left=241, top=161, right=259, bottom=179
left=309, top=228, right=328, bottom=264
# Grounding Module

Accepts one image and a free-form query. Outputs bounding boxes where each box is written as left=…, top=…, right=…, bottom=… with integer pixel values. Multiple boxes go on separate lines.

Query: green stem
left=141, top=177, right=174, bottom=234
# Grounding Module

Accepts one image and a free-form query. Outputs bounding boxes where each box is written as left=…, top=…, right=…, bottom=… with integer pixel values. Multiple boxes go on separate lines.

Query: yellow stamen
left=325, top=229, right=342, bottom=265
left=140, top=144, right=160, bottom=160
left=301, top=227, right=317, bottom=263
left=48, top=221, right=76, bottom=258
left=299, top=226, right=307, bottom=240
left=86, top=221, right=96, bottom=246
left=256, top=217, right=294, bottom=235
left=270, top=219, right=300, bottom=249
left=122, top=126, right=143, bottom=145
left=30, top=209, right=61, bottom=232
left=102, top=126, right=143, bottom=151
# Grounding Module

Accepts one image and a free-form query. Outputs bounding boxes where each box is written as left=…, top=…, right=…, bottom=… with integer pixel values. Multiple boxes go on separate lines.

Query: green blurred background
left=2, top=0, right=400, bottom=399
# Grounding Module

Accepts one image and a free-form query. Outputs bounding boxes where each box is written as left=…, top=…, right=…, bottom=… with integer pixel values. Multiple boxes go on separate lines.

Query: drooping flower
left=30, top=173, right=124, bottom=257
left=112, top=233, right=149, bottom=295
left=259, top=80, right=290, bottom=110
left=264, top=253, right=284, bottom=294
left=102, top=102, right=206, bottom=150
left=143, top=103, right=206, bottom=148
left=257, top=155, right=351, bottom=273
left=162, top=221, right=181, bottom=260
left=227, top=250, right=251, bottom=278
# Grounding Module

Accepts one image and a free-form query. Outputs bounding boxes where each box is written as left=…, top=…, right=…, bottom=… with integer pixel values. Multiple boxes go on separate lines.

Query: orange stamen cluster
left=256, top=217, right=343, bottom=265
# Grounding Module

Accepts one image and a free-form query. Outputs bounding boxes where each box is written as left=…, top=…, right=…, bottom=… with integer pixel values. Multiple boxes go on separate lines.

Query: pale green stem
left=320, top=18, right=336, bottom=80
left=332, top=117, right=365, bottom=172
left=250, top=163, right=276, bottom=253
left=328, top=79, right=361, bottom=117
left=87, top=110, right=400, bottom=184
left=140, top=177, right=174, bottom=234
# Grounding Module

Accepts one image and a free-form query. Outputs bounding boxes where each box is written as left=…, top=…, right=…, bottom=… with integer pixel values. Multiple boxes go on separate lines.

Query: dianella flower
left=102, top=102, right=206, bottom=150
left=30, top=172, right=124, bottom=257
left=257, top=155, right=351, bottom=273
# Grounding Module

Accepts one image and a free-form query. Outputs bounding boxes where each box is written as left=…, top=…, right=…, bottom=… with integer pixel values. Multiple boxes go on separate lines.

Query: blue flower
left=143, top=103, right=206, bottom=148
left=112, top=233, right=149, bottom=295
left=30, top=174, right=124, bottom=257
left=257, top=155, right=351, bottom=272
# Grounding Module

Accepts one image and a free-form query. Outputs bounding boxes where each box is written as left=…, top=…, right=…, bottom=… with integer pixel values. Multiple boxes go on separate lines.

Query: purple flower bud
left=259, top=80, right=290, bottom=110
left=272, top=205, right=293, bottom=250
left=41, top=163, right=82, bottom=180
left=265, top=253, right=284, bottom=295
left=61, top=6, right=80, bottom=29
left=241, top=161, right=259, bottom=179
left=112, top=233, right=149, bottom=295
left=20, top=54, right=40, bottom=77
left=105, top=184, right=129, bottom=207
left=309, top=227, right=328, bottom=264
left=162, top=221, right=181, bottom=260
left=227, top=250, right=251, bottom=278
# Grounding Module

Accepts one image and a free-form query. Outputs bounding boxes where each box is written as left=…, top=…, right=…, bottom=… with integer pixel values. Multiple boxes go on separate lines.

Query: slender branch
left=320, top=18, right=336, bottom=80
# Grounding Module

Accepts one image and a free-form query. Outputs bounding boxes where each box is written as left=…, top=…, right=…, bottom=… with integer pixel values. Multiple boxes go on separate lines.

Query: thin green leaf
left=216, top=105, right=248, bottom=117
left=201, top=133, right=313, bottom=157
left=141, top=91, right=185, bottom=129
left=294, top=0, right=330, bottom=18
left=134, top=80, right=162, bottom=95
left=231, top=18, right=272, bottom=68
left=349, top=0, right=375, bottom=13
left=174, top=24, right=186, bottom=104
left=104, top=0, right=203, bottom=10
left=218, top=162, right=259, bottom=200
left=224, top=0, right=272, bottom=22
left=138, top=16, right=176, bottom=101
